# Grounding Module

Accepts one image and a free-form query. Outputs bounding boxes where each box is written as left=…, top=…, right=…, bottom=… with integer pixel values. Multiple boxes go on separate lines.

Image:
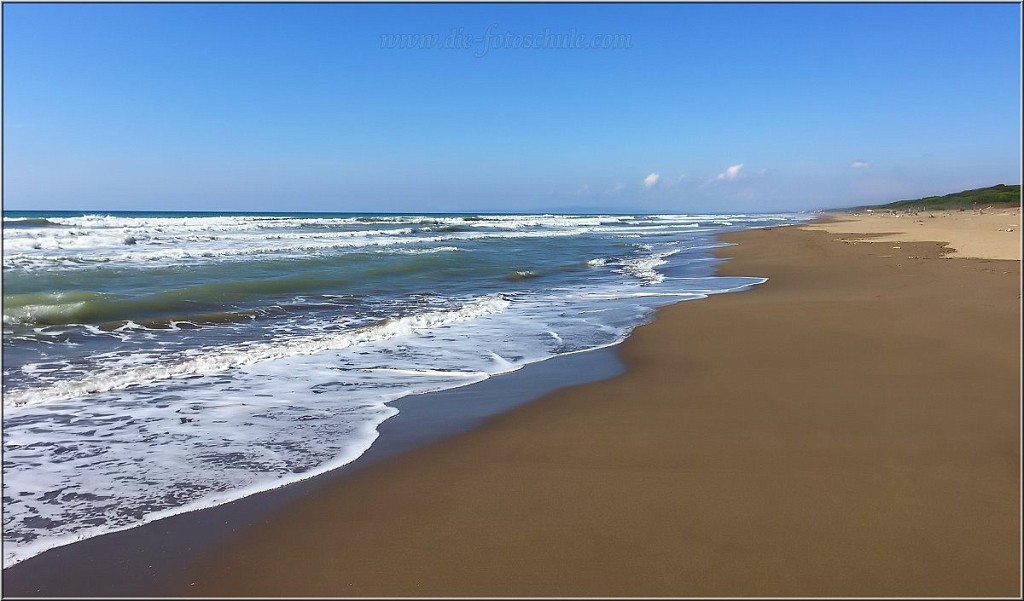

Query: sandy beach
left=3, top=3, right=1018, bottom=598
left=3, top=211, right=1019, bottom=597
left=805, top=206, right=1021, bottom=260
left=170, top=213, right=1018, bottom=597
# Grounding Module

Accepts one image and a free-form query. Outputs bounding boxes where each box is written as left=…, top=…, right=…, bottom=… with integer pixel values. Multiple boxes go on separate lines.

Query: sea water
left=1, top=210, right=807, bottom=566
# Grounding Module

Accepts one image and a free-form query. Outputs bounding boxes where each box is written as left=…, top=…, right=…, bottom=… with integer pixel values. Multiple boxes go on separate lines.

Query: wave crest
left=3, top=296, right=510, bottom=407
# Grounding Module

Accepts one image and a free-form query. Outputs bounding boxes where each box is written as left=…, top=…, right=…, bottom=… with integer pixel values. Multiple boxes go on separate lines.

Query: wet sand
left=0, top=347, right=626, bottom=597
left=176, top=221, right=1020, bottom=596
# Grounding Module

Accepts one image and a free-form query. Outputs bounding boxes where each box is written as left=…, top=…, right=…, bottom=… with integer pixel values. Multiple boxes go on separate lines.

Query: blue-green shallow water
left=2, top=210, right=808, bottom=566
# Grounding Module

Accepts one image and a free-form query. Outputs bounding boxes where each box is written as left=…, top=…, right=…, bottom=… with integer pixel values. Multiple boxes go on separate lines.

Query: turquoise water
left=2, top=210, right=807, bottom=566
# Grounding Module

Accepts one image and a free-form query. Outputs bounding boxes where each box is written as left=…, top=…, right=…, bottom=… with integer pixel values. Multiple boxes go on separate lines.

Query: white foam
left=3, top=296, right=510, bottom=407
left=615, top=249, right=680, bottom=284
left=2, top=216, right=602, bottom=271
left=2, top=402, right=396, bottom=568
left=1, top=294, right=586, bottom=569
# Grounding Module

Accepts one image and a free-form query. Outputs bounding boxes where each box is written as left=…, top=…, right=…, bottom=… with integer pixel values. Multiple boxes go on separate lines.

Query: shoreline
left=1, top=336, right=628, bottom=596
left=3, top=217, right=1020, bottom=597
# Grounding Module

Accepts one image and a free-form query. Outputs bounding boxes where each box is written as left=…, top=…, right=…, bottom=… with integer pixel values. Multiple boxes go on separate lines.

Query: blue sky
left=3, top=2, right=1020, bottom=213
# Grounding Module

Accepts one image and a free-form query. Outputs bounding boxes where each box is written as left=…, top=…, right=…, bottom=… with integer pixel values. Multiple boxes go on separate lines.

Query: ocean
left=1, top=210, right=807, bottom=567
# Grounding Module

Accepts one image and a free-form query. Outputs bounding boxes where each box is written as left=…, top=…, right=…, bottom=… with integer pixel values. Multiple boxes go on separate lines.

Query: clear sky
left=2, top=2, right=1020, bottom=213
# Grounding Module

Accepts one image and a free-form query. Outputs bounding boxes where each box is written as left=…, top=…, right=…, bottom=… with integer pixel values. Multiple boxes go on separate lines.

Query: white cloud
left=612, top=182, right=626, bottom=192
left=643, top=173, right=661, bottom=189
left=851, top=161, right=870, bottom=169
left=715, top=164, right=744, bottom=181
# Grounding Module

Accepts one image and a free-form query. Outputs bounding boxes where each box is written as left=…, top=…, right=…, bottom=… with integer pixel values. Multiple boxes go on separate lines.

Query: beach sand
left=2, top=212, right=1019, bottom=597
left=173, top=215, right=1020, bottom=597
left=804, top=206, right=1021, bottom=260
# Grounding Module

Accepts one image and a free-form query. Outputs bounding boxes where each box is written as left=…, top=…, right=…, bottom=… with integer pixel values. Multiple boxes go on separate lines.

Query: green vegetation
left=852, top=184, right=1021, bottom=211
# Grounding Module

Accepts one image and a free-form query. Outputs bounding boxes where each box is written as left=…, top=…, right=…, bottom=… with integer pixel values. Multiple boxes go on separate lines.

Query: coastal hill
left=852, top=183, right=1021, bottom=211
